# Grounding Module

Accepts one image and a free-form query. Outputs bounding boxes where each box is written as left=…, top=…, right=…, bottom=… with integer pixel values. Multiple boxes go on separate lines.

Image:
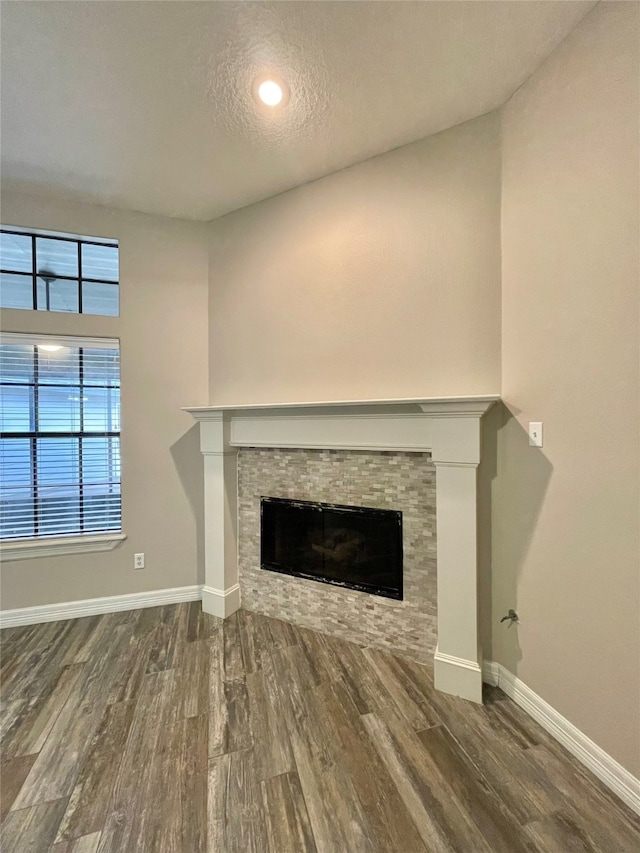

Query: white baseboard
left=0, top=584, right=203, bottom=629
left=434, top=647, right=483, bottom=704
left=483, top=661, right=640, bottom=817
left=201, top=584, right=241, bottom=619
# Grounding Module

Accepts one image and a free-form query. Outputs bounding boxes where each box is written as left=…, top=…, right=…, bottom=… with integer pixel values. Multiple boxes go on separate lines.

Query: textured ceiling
left=0, top=1, right=595, bottom=221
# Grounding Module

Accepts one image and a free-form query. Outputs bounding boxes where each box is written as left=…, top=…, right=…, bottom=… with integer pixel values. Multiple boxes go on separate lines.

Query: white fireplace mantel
left=185, top=395, right=499, bottom=703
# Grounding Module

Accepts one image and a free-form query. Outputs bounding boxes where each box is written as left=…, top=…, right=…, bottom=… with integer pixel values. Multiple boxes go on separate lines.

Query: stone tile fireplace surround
left=239, top=447, right=437, bottom=662
left=186, top=397, right=497, bottom=703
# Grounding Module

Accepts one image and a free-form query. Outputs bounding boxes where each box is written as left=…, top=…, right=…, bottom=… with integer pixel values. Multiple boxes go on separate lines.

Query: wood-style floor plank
left=524, top=811, right=608, bottom=853
left=52, top=831, right=102, bottom=853
left=0, top=753, right=36, bottom=821
left=396, top=657, right=561, bottom=826
left=145, top=603, right=183, bottom=674
left=416, top=723, right=533, bottom=853
left=207, top=627, right=228, bottom=758
left=363, top=711, right=487, bottom=853
left=246, top=652, right=294, bottom=782
left=525, top=744, right=640, bottom=852
left=208, top=750, right=268, bottom=853
left=2, top=603, right=639, bottom=853
left=270, top=644, right=380, bottom=853
left=96, top=670, right=176, bottom=853
left=362, top=646, right=438, bottom=730
left=222, top=610, right=245, bottom=681
left=1, top=620, right=81, bottom=754
left=260, top=770, right=318, bottom=853
left=56, top=700, right=136, bottom=843
left=8, top=662, right=84, bottom=757
left=0, top=797, right=68, bottom=853
left=319, top=678, right=429, bottom=853
left=11, top=622, right=131, bottom=809
left=175, top=633, right=210, bottom=720
left=178, top=714, right=208, bottom=853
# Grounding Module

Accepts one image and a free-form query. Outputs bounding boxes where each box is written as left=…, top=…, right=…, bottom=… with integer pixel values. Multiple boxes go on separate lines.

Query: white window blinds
left=0, top=333, right=121, bottom=540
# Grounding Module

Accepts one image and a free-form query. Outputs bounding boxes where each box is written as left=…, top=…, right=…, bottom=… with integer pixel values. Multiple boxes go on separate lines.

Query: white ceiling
left=1, top=1, right=596, bottom=221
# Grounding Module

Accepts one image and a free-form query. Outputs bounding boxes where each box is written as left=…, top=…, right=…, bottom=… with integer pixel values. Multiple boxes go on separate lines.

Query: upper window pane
left=0, top=232, right=32, bottom=273
left=36, top=237, right=78, bottom=279
left=0, top=385, right=34, bottom=432
left=0, top=229, right=119, bottom=317
left=0, top=273, right=33, bottom=309
left=37, top=347, right=80, bottom=386
left=0, top=345, right=34, bottom=384
left=83, top=348, right=120, bottom=387
left=81, top=243, right=119, bottom=282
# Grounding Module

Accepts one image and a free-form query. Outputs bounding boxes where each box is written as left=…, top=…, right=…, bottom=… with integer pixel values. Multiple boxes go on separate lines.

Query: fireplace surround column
left=198, top=411, right=240, bottom=617
left=427, top=413, right=484, bottom=703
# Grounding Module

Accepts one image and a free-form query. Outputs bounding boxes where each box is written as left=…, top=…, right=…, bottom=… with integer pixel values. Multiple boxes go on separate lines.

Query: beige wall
left=2, top=0, right=638, bottom=784
left=0, top=192, right=209, bottom=608
left=497, top=1, right=640, bottom=776
left=207, top=112, right=501, bottom=405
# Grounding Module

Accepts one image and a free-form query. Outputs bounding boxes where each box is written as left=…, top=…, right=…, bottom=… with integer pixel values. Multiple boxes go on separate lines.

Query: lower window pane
left=0, top=438, right=32, bottom=489
left=83, top=492, right=122, bottom=532
left=37, top=277, right=79, bottom=313
left=0, top=439, right=34, bottom=539
left=82, top=437, right=120, bottom=484
left=82, top=281, right=119, bottom=316
left=37, top=486, right=80, bottom=535
left=0, top=495, right=35, bottom=539
left=0, top=385, right=34, bottom=432
left=37, top=438, right=80, bottom=486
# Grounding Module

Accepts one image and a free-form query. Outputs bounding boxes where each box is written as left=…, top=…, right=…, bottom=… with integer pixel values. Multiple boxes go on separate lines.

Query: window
left=0, top=333, right=121, bottom=543
left=0, top=229, right=119, bottom=316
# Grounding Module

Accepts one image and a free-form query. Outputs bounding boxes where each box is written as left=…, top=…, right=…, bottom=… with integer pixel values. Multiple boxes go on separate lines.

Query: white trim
left=201, top=584, right=241, bottom=619
left=0, top=331, right=119, bottom=350
left=482, top=660, right=501, bottom=687
left=229, top=413, right=435, bottom=454
left=0, top=532, right=127, bottom=563
left=434, top=647, right=483, bottom=703
left=482, top=661, right=640, bottom=817
left=0, top=223, right=118, bottom=246
left=0, top=584, right=203, bottom=628
left=184, top=395, right=499, bottom=415
left=432, top=460, right=478, bottom=469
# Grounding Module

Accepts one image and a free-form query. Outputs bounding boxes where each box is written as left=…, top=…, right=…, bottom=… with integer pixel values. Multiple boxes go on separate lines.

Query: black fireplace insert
left=260, top=496, right=403, bottom=600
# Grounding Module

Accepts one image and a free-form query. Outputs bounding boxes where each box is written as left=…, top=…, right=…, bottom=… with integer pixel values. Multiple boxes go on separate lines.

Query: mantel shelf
left=183, top=394, right=500, bottom=420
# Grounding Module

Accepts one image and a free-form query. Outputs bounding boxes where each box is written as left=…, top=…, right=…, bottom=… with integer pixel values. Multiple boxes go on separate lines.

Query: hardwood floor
left=1, top=603, right=639, bottom=852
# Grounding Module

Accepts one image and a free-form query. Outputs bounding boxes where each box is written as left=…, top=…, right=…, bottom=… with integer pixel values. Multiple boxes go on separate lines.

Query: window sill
left=0, top=532, right=127, bottom=562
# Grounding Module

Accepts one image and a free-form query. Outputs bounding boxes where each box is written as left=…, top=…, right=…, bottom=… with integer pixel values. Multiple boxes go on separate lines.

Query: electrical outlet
left=134, top=553, right=145, bottom=570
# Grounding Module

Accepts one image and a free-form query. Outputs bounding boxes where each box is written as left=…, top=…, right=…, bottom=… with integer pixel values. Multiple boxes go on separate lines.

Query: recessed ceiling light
left=258, top=80, right=283, bottom=106
left=257, top=79, right=284, bottom=107
left=38, top=344, right=62, bottom=352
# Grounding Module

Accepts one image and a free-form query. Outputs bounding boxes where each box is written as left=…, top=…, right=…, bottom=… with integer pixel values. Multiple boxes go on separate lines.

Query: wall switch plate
left=134, top=553, right=145, bottom=569
left=529, top=422, right=543, bottom=447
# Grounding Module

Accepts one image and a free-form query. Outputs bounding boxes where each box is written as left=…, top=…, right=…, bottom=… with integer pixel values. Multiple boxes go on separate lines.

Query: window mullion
left=30, top=233, right=37, bottom=310
left=79, top=347, right=85, bottom=532
left=78, top=240, right=83, bottom=314
left=32, top=345, right=39, bottom=536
